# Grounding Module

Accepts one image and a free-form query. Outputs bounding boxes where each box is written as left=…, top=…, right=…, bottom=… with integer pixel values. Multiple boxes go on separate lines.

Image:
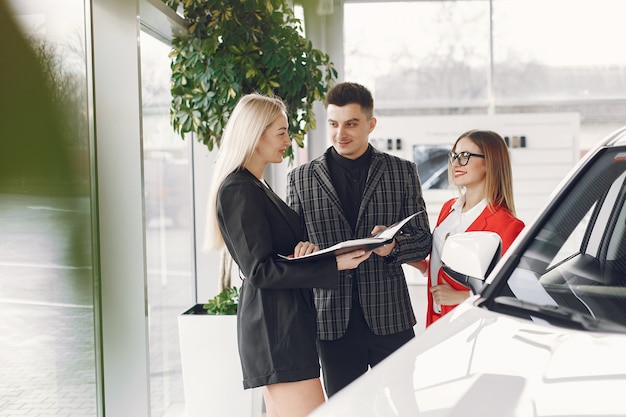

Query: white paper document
left=280, top=211, right=422, bottom=261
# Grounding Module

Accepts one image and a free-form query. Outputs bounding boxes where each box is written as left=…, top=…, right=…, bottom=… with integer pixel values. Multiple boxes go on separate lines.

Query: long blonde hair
left=450, top=129, right=517, bottom=215
left=204, top=93, right=287, bottom=250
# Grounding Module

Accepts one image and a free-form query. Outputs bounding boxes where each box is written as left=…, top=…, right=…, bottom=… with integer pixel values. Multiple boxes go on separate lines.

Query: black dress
left=216, top=169, right=339, bottom=389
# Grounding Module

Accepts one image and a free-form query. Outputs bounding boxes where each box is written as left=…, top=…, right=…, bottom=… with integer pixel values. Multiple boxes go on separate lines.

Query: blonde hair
left=204, top=93, right=288, bottom=250
left=450, top=129, right=517, bottom=216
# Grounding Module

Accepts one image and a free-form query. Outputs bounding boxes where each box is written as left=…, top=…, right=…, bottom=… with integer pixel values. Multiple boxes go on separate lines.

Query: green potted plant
left=164, top=0, right=337, bottom=162
left=202, top=285, right=239, bottom=315
left=178, top=286, right=262, bottom=417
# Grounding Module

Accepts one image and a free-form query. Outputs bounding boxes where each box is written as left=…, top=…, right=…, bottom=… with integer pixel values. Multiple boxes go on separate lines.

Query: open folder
left=280, top=211, right=422, bottom=261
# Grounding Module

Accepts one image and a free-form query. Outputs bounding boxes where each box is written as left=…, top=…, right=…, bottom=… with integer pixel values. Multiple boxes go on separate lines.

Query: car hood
left=310, top=301, right=626, bottom=417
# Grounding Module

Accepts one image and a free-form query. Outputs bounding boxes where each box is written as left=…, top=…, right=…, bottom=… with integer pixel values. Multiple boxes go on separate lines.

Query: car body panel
left=312, top=301, right=626, bottom=417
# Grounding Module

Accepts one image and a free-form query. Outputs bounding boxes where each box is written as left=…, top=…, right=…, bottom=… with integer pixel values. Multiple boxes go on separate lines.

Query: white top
left=429, top=197, right=487, bottom=313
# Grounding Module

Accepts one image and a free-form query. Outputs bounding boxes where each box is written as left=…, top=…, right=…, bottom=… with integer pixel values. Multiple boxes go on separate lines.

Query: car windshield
left=488, top=147, right=626, bottom=329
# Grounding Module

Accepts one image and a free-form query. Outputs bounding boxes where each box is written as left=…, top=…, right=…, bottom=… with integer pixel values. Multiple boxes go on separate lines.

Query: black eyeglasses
left=448, top=151, right=485, bottom=166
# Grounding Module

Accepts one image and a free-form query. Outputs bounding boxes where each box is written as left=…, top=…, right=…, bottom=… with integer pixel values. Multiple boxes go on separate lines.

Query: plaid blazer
left=287, top=147, right=432, bottom=340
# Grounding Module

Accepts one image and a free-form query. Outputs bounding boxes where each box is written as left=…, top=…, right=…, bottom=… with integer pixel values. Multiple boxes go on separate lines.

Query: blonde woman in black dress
left=205, top=93, right=371, bottom=417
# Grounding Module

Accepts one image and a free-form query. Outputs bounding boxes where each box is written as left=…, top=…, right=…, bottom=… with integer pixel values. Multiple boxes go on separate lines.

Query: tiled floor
left=0, top=300, right=97, bottom=417
left=0, top=194, right=98, bottom=417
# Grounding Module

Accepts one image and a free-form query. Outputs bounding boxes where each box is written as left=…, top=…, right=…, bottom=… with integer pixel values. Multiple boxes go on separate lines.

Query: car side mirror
left=440, top=231, right=502, bottom=294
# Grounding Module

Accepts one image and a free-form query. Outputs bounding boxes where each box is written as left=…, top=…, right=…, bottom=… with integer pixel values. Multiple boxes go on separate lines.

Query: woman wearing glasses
left=411, top=129, right=525, bottom=326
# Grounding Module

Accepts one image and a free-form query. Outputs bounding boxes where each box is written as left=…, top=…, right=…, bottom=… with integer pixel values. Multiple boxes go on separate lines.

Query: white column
left=91, top=0, right=151, bottom=415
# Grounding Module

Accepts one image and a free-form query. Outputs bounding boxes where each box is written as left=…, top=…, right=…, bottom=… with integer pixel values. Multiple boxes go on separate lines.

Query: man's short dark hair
left=326, top=82, right=374, bottom=119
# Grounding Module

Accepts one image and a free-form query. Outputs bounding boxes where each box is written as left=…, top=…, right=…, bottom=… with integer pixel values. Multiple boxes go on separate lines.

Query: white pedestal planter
left=178, top=304, right=263, bottom=417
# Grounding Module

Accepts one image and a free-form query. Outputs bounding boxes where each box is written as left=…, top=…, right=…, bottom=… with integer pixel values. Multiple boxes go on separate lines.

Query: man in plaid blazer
left=287, top=82, right=432, bottom=397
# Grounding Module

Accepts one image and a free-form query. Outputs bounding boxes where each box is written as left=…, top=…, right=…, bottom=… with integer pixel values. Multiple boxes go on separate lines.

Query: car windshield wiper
left=492, top=296, right=626, bottom=333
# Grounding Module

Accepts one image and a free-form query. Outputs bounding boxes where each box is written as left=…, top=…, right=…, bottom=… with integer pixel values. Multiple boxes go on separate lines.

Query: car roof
left=597, top=126, right=626, bottom=148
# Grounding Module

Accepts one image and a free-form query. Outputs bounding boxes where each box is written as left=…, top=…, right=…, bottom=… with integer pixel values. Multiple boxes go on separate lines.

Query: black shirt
left=327, top=145, right=373, bottom=233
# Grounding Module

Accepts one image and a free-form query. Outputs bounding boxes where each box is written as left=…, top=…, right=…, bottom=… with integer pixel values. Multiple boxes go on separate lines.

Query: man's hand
left=373, top=239, right=396, bottom=257
left=369, top=225, right=395, bottom=257
left=336, top=249, right=371, bottom=270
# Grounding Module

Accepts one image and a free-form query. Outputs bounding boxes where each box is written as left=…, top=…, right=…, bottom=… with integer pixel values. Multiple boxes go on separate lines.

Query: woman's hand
left=429, top=281, right=470, bottom=306
left=335, top=250, right=371, bottom=271
left=292, top=241, right=320, bottom=258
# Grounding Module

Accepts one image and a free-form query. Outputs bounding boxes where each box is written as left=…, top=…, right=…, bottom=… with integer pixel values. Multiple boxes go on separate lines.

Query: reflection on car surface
left=311, top=127, right=626, bottom=417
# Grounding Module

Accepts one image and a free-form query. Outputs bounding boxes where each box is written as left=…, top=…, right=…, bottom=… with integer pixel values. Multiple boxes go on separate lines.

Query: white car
left=311, top=127, right=626, bottom=417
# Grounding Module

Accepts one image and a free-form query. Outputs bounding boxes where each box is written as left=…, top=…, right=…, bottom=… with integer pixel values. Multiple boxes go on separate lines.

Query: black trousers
left=317, top=288, right=415, bottom=397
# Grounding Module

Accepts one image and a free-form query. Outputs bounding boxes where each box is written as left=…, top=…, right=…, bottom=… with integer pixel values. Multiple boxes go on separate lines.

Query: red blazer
left=426, top=198, right=525, bottom=326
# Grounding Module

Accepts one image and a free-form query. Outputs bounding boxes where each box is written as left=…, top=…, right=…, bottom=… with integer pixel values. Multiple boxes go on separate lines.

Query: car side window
left=605, top=180, right=626, bottom=263
left=503, top=149, right=626, bottom=326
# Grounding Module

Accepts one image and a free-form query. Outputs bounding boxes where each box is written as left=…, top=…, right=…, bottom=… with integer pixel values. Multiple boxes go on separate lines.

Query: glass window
left=492, top=0, right=626, bottom=101
left=1, top=0, right=97, bottom=416
left=344, top=0, right=626, bottom=149
left=344, top=1, right=491, bottom=109
left=140, top=31, right=195, bottom=417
